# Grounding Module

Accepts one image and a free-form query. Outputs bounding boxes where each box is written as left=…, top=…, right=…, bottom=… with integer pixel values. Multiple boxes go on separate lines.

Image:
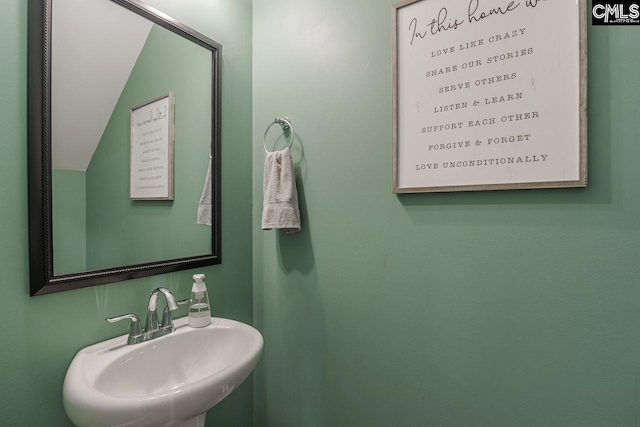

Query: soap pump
left=188, top=273, right=211, bottom=327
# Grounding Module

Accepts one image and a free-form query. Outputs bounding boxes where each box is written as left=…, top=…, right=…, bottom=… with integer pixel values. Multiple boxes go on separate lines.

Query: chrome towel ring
left=263, top=117, right=295, bottom=153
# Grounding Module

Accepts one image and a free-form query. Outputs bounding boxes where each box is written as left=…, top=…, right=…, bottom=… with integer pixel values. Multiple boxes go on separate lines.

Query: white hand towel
left=197, top=159, right=212, bottom=226
left=262, top=148, right=300, bottom=234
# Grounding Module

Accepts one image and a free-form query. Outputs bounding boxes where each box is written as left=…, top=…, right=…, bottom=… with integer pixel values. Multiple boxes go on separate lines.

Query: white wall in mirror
left=52, top=0, right=152, bottom=171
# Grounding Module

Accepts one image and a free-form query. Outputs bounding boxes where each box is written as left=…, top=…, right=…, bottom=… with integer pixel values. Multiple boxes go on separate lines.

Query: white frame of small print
left=392, top=0, right=588, bottom=193
left=130, top=92, right=175, bottom=200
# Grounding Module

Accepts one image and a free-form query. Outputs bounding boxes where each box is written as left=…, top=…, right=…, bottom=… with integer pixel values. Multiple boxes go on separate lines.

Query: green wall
left=252, top=1, right=640, bottom=426
left=0, top=0, right=253, bottom=425
left=86, top=25, right=211, bottom=271
left=52, top=169, right=87, bottom=275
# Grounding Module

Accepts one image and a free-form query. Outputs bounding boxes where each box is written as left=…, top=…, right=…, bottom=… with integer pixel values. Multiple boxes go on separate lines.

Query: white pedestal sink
left=63, top=317, right=263, bottom=427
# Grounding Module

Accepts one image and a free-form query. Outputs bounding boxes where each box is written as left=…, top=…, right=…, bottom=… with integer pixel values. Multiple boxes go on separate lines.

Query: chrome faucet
left=106, top=287, right=187, bottom=345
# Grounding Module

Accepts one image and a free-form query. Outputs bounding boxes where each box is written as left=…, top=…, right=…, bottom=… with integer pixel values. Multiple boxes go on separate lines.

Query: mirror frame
left=28, top=0, right=222, bottom=296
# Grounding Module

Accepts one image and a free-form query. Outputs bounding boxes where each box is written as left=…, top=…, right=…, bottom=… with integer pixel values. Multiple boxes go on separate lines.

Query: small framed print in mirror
left=130, top=92, right=175, bottom=200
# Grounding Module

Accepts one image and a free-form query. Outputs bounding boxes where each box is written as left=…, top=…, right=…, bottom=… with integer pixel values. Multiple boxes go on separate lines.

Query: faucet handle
left=161, top=299, right=189, bottom=330
left=106, top=314, right=143, bottom=344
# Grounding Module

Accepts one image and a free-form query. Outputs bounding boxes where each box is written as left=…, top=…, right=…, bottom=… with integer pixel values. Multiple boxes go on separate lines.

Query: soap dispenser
left=188, top=273, right=211, bottom=327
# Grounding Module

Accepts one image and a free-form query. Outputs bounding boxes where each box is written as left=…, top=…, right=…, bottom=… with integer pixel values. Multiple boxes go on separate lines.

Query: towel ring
left=263, top=117, right=295, bottom=153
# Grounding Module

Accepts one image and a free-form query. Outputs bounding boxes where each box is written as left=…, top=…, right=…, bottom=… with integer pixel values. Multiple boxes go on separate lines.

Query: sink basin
left=63, top=317, right=263, bottom=427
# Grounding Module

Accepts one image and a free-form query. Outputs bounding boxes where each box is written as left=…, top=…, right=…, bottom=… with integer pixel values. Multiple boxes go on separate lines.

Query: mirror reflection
left=50, top=0, right=213, bottom=276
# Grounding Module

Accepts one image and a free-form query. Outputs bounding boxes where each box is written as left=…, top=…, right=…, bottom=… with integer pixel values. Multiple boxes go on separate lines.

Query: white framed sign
left=392, top=0, right=587, bottom=193
left=130, top=93, right=175, bottom=200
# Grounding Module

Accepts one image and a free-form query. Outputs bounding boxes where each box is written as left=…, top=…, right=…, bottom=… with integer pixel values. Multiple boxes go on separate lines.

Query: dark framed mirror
left=28, top=0, right=222, bottom=296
